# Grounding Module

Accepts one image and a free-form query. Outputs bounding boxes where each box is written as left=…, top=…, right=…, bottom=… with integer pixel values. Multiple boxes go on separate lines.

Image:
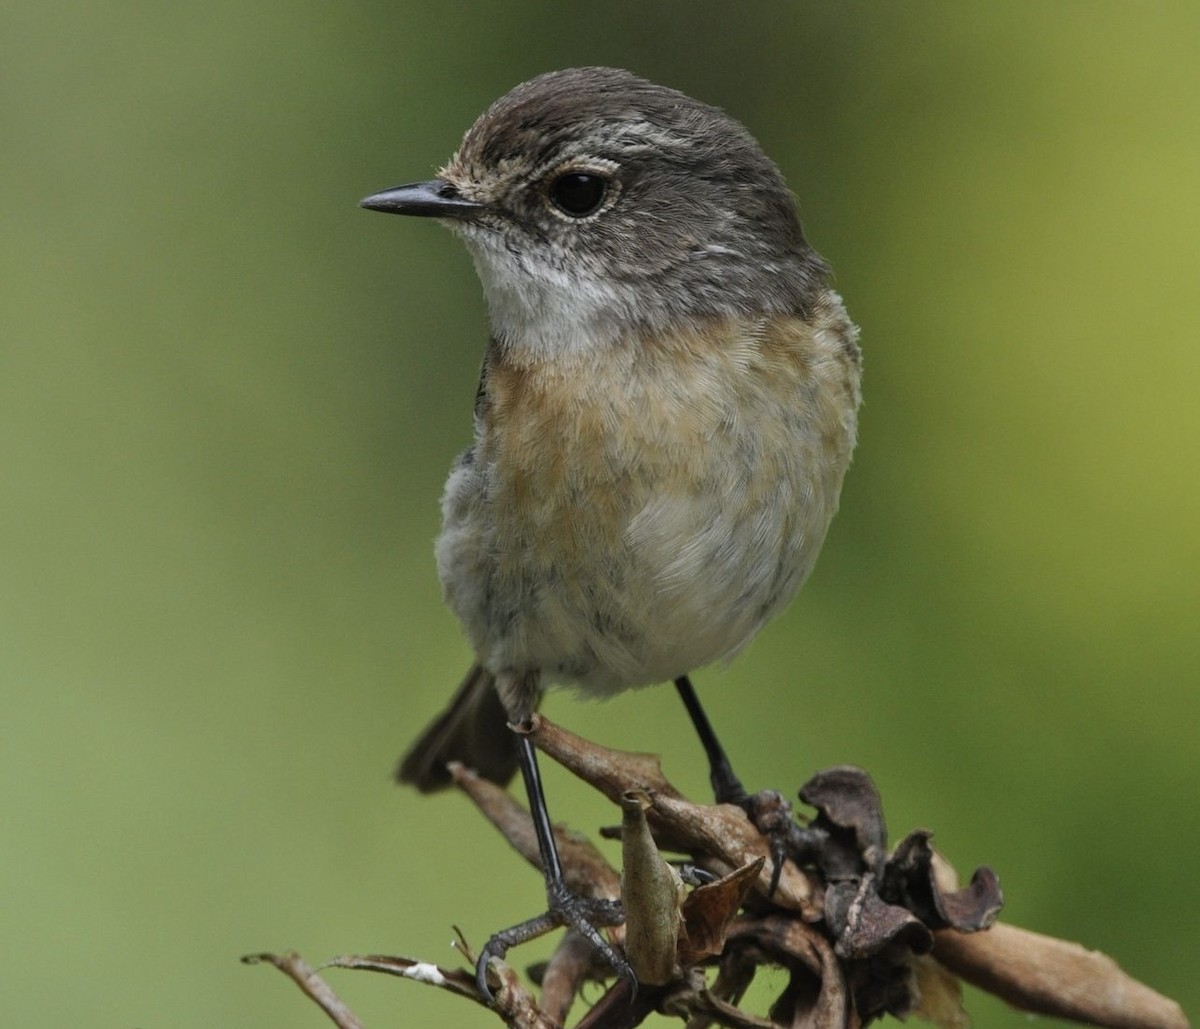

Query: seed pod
left=620, top=789, right=685, bottom=985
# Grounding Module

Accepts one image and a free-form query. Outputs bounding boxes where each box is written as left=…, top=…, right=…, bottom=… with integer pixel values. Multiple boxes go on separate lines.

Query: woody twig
left=250, top=715, right=1188, bottom=1029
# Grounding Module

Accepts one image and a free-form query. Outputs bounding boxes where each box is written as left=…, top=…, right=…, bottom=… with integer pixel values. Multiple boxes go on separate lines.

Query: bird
left=360, top=66, right=861, bottom=998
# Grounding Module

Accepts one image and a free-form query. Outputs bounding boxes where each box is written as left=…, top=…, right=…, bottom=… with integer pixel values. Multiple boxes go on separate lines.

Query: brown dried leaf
left=621, top=789, right=686, bottom=985
left=678, top=858, right=765, bottom=966
left=823, top=876, right=932, bottom=960
left=886, top=830, right=1002, bottom=932
left=909, top=953, right=970, bottom=1029
left=799, top=766, right=888, bottom=876
left=726, top=915, right=860, bottom=1029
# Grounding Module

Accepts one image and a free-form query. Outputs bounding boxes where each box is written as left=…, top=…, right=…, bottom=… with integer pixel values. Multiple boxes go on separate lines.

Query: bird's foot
left=674, top=676, right=800, bottom=896
left=475, top=879, right=631, bottom=1003
left=736, top=788, right=801, bottom=896
left=713, top=777, right=797, bottom=897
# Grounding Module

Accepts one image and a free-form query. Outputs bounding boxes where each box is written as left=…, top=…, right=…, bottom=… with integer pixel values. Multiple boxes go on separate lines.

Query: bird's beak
left=359, top=179, right=485, bottom=219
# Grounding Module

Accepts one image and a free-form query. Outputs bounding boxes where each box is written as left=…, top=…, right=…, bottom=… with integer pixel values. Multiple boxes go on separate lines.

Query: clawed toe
left=475, top=884, right=631, bottom=1004
left=737, top=788, right=800, bottom=896
left=474, top=909, right=559, bottom=1001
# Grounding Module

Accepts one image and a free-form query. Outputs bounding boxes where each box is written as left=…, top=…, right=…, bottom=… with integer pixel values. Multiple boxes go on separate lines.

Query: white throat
left=462, top=233, right=628, bottom=358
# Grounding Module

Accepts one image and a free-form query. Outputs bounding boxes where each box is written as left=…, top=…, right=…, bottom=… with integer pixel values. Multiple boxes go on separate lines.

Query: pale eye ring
left=547, top=171, right=610, bottom=218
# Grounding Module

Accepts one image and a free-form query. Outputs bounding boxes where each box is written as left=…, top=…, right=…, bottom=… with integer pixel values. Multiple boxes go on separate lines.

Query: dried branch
left=525, top=716, right=817, bottom=917
left=451, top=760, right=622, bottom=903
left=537, top=930, right=611, bottom=1025
left=934, top=922, right=1188, bottom=1029
left=242, top=952, right=365, bottom=1029
left=249, top=715, right=1190, bottom=1029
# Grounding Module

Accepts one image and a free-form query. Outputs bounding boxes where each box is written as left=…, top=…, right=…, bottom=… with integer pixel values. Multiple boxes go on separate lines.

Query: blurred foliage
left=2, top=2, right=1197, bottom=1027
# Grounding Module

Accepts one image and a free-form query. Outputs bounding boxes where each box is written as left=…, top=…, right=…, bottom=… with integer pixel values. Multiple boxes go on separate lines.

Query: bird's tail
left=396, top=663, right=520, bottom=792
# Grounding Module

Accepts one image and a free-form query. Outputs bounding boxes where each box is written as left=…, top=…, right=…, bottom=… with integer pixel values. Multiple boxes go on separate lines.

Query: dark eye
left=548, top=172, right=609, bottom=217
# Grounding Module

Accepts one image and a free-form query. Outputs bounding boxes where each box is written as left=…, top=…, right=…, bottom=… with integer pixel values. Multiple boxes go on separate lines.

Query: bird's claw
left=737, top=788, right=797, bottom=897
left=475, top=883, right=631, bottom=1005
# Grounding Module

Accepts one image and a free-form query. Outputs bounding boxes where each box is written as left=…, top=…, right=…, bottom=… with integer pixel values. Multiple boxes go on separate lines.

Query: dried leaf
left=885, top=830, right=1002, bottom=932
left=909, top=953, right=970, bottom=1029
left=726, top=915, right=859, bottom=1029
left=799, top=766, right=888, bottom=875
left=621, top=789, right=686, bottom=985
left=678, top=858, right=765, bottom=966
left=823, top=876, right=932, bottom=960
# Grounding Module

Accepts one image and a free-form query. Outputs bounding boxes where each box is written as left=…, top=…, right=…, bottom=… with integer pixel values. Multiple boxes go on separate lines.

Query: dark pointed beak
left=359, top=179, right=485, bottom=219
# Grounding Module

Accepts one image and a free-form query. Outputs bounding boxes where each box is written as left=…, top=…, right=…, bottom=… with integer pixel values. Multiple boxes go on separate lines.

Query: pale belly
left=437, top=456, right=822, bottom=695
left=435, top=304, right=860, bottom=697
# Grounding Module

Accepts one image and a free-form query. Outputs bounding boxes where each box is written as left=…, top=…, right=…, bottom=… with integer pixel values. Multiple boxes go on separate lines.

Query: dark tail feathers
left=396, top=664, right=520, bottom=792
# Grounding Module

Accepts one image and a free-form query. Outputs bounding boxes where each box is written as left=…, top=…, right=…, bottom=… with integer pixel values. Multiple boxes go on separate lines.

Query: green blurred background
left=3, top=3, right=1197, bottom=1026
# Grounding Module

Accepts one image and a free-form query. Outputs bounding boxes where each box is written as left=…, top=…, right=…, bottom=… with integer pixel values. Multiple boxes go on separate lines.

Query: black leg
left=516, top=733, right=564, bottom=881
left=674, top=675, right=749, bottom=806
left=475, top=732, right=632, bottom=1002
left=674, top=675, right=793, bottom=895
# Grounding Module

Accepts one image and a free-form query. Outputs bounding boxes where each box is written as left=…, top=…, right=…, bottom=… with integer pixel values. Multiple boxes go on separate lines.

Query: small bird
left=361, top=67, right=861, bottom=995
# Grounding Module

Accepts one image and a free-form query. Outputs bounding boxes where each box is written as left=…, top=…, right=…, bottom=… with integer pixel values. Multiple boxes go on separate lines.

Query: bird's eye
left=548, top=172, right=609, bottom=218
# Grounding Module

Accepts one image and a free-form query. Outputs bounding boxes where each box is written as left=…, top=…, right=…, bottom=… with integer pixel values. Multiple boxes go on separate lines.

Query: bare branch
left=526, top=715, right=817, bottom=916
left=242, top=952, right=366, bottom=1029
left=934, top=923, right=1189, bottom=1029
left=452, top=760, right=622, bottom=902
left=250, top=715, right=1189, bottom=1029
left=539, top=930, right=612, bottom=1026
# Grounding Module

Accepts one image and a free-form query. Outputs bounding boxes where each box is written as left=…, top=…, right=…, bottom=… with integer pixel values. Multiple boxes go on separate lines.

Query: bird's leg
left=674, top=675, right=794, bottom=893
left=475, top=732, right=632, bottom=1002
left=674, top=674, right=750, bottom=805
